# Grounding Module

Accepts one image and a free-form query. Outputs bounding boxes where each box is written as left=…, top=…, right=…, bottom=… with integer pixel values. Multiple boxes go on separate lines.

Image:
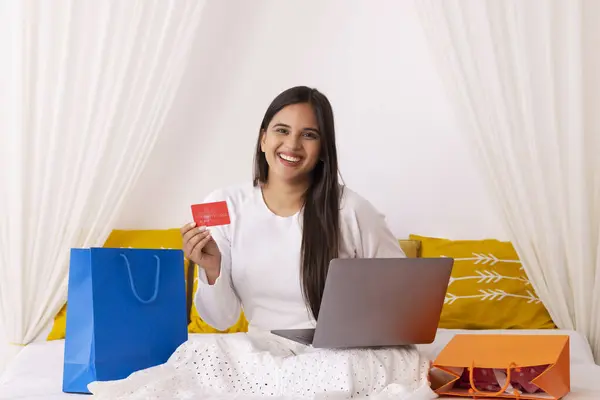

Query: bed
left=1, top=329, right=599, bottom=399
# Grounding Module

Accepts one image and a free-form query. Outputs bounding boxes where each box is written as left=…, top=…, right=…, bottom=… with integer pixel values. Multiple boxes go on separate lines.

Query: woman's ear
left=260, top=129, right=266, bottom=152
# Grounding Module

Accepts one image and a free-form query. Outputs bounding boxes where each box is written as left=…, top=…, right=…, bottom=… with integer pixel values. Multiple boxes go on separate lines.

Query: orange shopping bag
left=429, top=334, right=570, bottom=399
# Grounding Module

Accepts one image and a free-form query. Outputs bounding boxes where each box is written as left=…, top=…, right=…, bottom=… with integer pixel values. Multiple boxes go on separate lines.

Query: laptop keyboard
left=294, top=330, right=315, bottom=344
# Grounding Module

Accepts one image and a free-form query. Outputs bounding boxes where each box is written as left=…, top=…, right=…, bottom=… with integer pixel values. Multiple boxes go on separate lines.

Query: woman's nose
left=285, top=134, right=302, bottom=149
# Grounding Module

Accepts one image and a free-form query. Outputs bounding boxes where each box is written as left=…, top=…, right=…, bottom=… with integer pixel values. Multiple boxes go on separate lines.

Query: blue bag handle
left=119, top=254, right=161, bottom=304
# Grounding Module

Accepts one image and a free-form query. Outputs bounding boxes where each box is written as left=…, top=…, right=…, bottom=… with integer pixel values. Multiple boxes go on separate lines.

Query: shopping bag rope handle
left=468, top=361, right=521, bottom=398
left=120, top=254, right=161, bottom=304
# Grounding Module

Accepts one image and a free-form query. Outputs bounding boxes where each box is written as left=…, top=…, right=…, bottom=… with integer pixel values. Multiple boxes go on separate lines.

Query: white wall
left=116, top=0, right=507, bottom=240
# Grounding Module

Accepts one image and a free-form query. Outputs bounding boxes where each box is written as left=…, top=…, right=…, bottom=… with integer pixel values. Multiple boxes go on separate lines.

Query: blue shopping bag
left=62, top=247, right=188, bottom=394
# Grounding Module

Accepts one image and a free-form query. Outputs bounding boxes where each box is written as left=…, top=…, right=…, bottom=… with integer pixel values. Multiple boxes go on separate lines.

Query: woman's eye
left=276, top=128, right=288, bottom=134
left=303, top=132, right=318, bottom=139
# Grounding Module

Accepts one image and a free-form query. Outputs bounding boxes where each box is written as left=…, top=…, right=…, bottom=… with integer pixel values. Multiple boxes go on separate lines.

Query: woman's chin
left=270, top=169, right=310, bottom=185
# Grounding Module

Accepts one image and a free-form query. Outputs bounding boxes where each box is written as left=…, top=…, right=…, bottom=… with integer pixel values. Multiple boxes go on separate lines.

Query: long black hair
left=253, top=86, right=341, bottom=320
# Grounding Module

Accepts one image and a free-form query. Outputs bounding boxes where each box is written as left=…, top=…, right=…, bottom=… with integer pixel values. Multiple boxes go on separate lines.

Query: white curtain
left=0, top=0, right=205, bottom=373
left=414, top=0, right=600, bottom=361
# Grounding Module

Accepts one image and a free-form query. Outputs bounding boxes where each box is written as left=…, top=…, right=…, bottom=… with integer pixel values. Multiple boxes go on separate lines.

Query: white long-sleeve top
left=193, top=183, right=405, bottom=331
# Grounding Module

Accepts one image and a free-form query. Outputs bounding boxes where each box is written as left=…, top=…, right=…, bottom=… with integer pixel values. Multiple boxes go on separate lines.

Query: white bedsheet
left=1, top=329, right=599, bottom=399
left=0, top=339, right=76, bottom=400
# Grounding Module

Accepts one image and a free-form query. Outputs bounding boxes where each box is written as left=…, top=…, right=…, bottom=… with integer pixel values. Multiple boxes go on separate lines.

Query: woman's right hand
left=181, top=222, right=222, bottom=274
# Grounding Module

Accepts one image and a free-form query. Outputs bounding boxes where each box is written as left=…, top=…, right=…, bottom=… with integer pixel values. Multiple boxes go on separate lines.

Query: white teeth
left=279, top=153, right=301, bottom=162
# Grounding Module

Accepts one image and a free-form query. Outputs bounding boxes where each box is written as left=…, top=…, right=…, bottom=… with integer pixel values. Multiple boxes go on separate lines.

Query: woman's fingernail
left=189, top=222, right=196, bottom=227
left=198, top=226, right=206, bottom=232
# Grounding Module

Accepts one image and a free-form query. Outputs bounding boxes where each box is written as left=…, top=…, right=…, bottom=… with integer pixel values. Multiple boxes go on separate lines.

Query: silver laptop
left=271, top=257, right=453, bottom=348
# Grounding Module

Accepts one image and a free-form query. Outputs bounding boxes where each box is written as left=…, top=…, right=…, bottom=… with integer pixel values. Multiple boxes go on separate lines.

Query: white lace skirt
left=88, top=332, right=436, bottom=400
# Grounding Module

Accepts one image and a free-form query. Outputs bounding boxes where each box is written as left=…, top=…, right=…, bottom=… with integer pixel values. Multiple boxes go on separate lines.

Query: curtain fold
left=414, top=0, right=600, bottom=361
left=0, top=0, right=206, bottom=373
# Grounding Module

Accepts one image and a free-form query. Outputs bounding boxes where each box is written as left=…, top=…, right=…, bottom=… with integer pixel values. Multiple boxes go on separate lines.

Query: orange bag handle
left=468, top=361, right=521, bottom=398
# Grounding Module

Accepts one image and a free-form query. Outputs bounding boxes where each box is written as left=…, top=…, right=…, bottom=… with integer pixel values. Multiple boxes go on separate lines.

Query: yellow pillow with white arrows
left=409, top=234, right=556, bottom=330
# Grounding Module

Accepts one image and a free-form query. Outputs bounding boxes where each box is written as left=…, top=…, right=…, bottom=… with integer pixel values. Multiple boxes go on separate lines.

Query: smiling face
left=260, top=102, right=322, bottom=185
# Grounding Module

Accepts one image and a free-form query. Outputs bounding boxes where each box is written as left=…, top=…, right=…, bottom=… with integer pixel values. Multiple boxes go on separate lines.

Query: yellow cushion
left=47, top=303, right=68, bottom=341
left=102, top=228, right=184, bottom=249
left=409, top=234, right=556, bottom=330
left=399, top=240, right=421, bottom=258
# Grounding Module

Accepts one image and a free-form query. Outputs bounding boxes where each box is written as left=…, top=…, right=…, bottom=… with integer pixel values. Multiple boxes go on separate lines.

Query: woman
left=187, top=85, right=407, bottom=333
left=89, top=87, right=435, bottom=400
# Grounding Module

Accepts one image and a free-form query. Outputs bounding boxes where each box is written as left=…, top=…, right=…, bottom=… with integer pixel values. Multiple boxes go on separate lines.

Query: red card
left=191, top=201, right=231, bottom=227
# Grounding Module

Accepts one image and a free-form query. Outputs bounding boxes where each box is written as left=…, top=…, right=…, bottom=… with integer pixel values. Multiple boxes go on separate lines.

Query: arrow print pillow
left=409, top=234, right=555, bottom=330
